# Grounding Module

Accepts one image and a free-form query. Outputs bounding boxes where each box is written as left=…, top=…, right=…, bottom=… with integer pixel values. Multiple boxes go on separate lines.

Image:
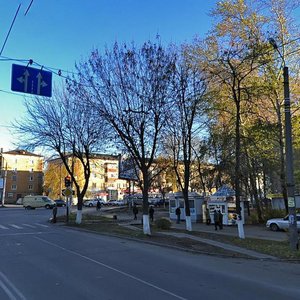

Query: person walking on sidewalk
left=149, top=206, right=154, bottom=222
left=175, top=207, right=181, bottom=224
left=96, top=200, right=101, bottom=211
left=133, top=204, right=138, bottom=220
left=218, top=210, right=223, bottom=230
left=52, top=205, right=58, bottom=223
left=214, top=209, right=219, bottom=230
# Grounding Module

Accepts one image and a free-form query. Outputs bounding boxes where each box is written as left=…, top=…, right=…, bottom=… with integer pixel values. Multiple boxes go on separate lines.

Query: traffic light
left=64, top=175, right=71, bottom=187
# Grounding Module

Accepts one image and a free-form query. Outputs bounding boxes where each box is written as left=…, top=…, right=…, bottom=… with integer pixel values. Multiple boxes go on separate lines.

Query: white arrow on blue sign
left=11, top=64, right=52, bottom=97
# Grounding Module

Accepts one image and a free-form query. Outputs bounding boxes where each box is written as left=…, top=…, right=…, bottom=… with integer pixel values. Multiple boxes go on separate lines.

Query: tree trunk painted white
left=185, top=216, right=192, bottom=231
left=237, top=219, right=245, bottom=239
left=143, top=214, right=151, bottom=235
left=76, top=210, right=82, bottom=224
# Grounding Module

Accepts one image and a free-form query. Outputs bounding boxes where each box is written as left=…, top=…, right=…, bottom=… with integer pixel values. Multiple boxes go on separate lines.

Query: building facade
left=0, top=149, right=44, bottom=204
left=44, top=154, right=128, bottom=202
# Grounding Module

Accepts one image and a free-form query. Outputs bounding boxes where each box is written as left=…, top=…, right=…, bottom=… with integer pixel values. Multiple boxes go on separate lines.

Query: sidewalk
left=100, top=208, right=282, bottom=260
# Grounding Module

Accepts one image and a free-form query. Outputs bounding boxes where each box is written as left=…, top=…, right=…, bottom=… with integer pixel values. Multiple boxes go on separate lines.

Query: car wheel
left=45, top=204, right=50, bottom=209
left=270, top=223, right=279, bottom=231
left=89, top=203, right=93, bottom=207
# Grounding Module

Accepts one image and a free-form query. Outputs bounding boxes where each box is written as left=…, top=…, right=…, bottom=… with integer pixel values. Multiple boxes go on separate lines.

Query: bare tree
left=164, top=55, right=208, bottom=231
left=70, top=40, right=177, bottom=235
left=14, top=87, right=109, bottom=224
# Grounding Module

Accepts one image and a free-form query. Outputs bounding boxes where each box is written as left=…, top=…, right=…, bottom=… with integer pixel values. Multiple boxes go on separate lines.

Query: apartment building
left=0, top=149, right=44, bottom=204
left=45, top=154, right=128, bottom=201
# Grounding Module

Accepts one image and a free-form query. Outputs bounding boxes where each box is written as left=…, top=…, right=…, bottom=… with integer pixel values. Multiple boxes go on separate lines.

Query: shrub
left=263, top=209, right=286, bottom=221
left=155, top=217, right=172, bottom=230
left=247, top=213, right=259, bottom=225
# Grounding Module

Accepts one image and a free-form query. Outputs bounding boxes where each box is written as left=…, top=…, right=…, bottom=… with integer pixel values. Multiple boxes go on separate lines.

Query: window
left=11, top=184, right=17, bottom=190
left=92, top=183, right=97, bottom=189
left=7, top=193, right=13, bottom=198
left=28, top=185, right=33, bottom=190
left=29, top=175, right=34, bottom=181
left=29, top=168, right=34, bottom=173
left=12, top=175, right=17, bottom=181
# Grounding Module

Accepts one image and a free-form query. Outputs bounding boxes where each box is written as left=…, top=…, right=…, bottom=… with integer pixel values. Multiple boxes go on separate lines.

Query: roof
left=211, top=185, right=235, bottom=197
left=2, top=149, right=42, bottom=157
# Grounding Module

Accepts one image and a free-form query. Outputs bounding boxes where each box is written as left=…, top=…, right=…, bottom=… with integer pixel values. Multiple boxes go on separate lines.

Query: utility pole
left=283, top=66, right=298, bottom=250
left=269, top=38, right=298, bottom=251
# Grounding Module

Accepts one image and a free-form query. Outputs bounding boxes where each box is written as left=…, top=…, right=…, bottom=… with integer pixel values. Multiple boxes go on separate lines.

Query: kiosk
left=205, top=185, right=245, bottom=225
left=169, top=192, right=204, bottom=222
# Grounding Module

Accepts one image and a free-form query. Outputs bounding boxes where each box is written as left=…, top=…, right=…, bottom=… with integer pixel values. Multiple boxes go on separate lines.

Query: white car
left=83, top=199, right=104, bottom=207
left=266, top=214, right=300, bottom=231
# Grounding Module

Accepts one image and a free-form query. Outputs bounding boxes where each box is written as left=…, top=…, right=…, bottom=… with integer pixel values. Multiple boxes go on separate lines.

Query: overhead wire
left=24, top=0, right=34, bottom=16
left=0, top=4, right=21, bottom=56
left=1, top=35, right=300, bottom=98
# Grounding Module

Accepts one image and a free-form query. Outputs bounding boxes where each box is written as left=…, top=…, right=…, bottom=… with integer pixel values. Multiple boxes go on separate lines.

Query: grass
left=56, top=213, right=300, bottom=261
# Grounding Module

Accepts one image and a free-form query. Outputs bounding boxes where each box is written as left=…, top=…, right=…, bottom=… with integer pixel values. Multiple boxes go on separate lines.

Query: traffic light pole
left=64, top=175, right=71, bottom=223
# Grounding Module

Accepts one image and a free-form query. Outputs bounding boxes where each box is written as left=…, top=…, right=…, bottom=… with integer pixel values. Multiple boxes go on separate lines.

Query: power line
left=0, top=4, right=21, bottom=56
left=0, top=89, right=32, bottom=97
left=24, top=0, right=34, bottom=16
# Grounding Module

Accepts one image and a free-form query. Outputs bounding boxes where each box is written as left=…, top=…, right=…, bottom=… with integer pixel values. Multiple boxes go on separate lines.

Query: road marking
left=35, top=236, right=188, bottom=300
left=10, top=225, right=23, bottom=229
left=0, top=232, right=43, bottom=237
left=0, top=225, right=9, bottom=229
left=34, top=223, right=49, bottom=228
left=0, top=271, right=27, bottom=300
left=21, top=224, right=36, bottom=228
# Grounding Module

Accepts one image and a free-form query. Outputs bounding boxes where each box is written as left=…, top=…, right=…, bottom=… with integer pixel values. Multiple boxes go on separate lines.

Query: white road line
left=35, top=236, right=188, bottom=300
left=0, top=271, right=27, bottom=300
left=34, top=223, right=49, bottom=228
left=0, top=225, right=9, bottom=230
left=10, top=225, right=23, bottom=229
left=21, top=224, right=36, bottom=228
left=0, top=232, right=43, bottom=237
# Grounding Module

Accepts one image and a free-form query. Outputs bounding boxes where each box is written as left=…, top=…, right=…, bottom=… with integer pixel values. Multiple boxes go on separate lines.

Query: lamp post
left=270, top=38, right=298, bottom=250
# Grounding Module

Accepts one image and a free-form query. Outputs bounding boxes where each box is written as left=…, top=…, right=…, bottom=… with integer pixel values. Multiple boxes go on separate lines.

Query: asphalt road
left=0, top=207, right=300, bottom=300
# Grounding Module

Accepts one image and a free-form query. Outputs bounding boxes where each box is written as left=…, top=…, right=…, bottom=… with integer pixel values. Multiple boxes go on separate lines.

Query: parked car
left=83, top=199, right=104, bottom=207
left=23, top=195, right=55, bottom=209
left=266, top=214, right=300, bottom=231
left=114, top=200, right=126, bottom=206
left=148, top=198, right=166, bottom=207
left=54, top=199, right=66, bottom=207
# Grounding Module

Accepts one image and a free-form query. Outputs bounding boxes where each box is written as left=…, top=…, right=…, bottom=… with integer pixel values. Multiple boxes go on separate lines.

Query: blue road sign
left=11, top=64, right=52, bottom=97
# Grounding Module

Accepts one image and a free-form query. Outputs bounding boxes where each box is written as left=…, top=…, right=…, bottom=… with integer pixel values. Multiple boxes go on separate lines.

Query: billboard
left=118, top=154, right=139, bottom=181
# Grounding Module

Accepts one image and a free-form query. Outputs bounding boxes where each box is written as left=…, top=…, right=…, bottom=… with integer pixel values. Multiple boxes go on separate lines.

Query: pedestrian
left=218, top=210, right=223, bottom=230
left=96, top=200, right=101, bottom=211
left=206, top=208, right=211, bottom=225
left=52, top=205, right=57, bottom=223
left=175, top=207, right=181, bottom=224
left=133, top=204, right=138, bottom=220
left=149, top=206, right=154, bottom=222
left=213, top=209, right=219, bottom=230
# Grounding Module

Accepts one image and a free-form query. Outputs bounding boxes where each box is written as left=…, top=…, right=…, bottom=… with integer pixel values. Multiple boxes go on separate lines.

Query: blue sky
left=0, top=0, right=217, bottom=151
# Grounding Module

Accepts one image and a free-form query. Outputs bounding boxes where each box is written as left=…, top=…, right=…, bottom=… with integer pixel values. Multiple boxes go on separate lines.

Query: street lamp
left=269, top=38, right=298, bottom=251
